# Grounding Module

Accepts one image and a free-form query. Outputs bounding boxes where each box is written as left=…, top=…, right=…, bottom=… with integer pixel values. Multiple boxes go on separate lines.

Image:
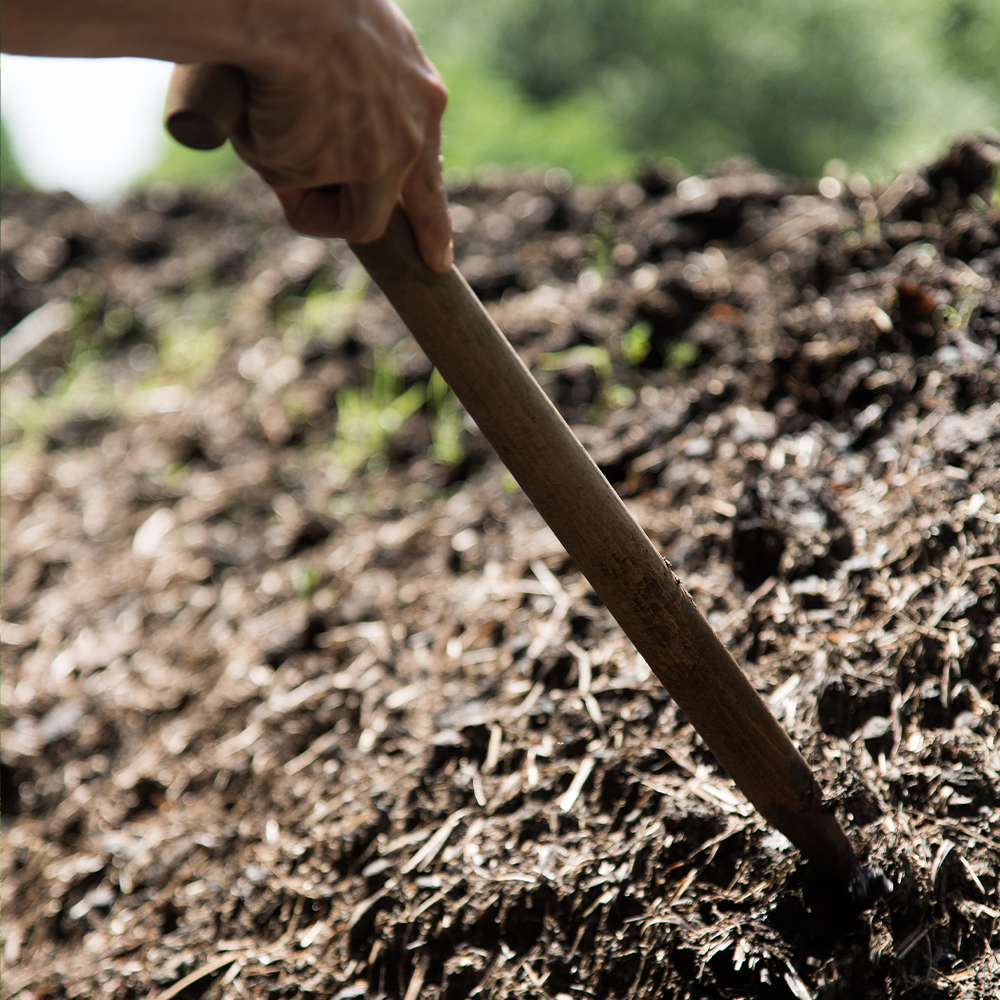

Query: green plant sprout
left=426, top=368, right=465, bottom=467
left=331, top=343, right=468, bottom=474
left=1, top=289, right=227, bottom=463
left=155, top=321, right=223, bottom=386
left=665, top=339, right=700, bottom=369
left=621, top=321, right=652, bottom=366
left=281, top=267, right=370, bottom=352
left=293, top=565, right=322, bottom=598
left=1, top=289, right=127, bottom=457
left=331, top=347, right=427, bottom=473
left=538, top=345, right=614, bottom=381
left=537, top=344, right=635, bottom=414
left=584, top=210, right=615, bottom=281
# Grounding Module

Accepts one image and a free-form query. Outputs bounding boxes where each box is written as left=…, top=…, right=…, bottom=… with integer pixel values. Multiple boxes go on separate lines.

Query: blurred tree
left=140, top=0, right=999, bottom=186
left=486, top=0, right=998, bottom=176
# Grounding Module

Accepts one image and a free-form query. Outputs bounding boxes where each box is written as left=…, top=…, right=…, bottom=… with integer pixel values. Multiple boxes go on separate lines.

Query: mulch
left=2, top=136, right=998, bottom=999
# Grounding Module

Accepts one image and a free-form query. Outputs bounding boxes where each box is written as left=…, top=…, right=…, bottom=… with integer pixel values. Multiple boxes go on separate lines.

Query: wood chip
left=557, top=757, right=595, bottom=812
left=402, top=809, right=469, bottom=874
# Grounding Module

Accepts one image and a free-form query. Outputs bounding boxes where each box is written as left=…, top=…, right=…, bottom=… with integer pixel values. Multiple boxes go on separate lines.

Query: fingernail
left=439, top=240, right=454, bottom=272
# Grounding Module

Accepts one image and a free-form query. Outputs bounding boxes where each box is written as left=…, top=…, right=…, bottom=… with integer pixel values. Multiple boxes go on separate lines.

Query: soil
left=2, top=136, right=999, bottom=1000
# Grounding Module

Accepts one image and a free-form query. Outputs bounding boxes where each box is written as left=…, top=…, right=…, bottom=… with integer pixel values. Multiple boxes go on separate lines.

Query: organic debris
left=2, top=137, right=998, bottom=998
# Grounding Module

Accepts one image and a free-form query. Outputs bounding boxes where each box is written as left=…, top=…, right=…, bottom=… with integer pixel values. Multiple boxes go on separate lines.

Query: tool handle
left=354, top=217, right=857, bottom=881
left=164, top=65, right=858, bottom=883
left=165, top=64, right=246, bottom=150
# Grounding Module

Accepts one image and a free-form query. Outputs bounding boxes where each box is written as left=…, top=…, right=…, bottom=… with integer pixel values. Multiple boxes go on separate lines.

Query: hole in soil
left=503, top=909, right=546, bottom=953
left=160, top=901, right=181, bottom=936
left=731, top=520, right=785, bottom=587
left=263, top=613, right=329, bottom=668
left=816, top=679, right=892, bottom=739
left=1, top=762, right=22, bottom=817
left=46, top=417, right=115, bottom=451
left=124, top=777, right=167, bottom=819
left=461, top=723, right=491, bottom=765
left=443, top=962, right=485, bottom=1000
left=516, top=810, right=550, bottom=847
left=256, top=897, right=282, bottom=926
left=534, top=653, right=575, bottom=689
left=37, top=560, right=70, bottom=589
left=172, top=436, right=218, bottom=469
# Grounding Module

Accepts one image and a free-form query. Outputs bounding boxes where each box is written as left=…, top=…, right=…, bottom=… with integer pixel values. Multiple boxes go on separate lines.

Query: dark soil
left=2, top=137, right=999, bottom=999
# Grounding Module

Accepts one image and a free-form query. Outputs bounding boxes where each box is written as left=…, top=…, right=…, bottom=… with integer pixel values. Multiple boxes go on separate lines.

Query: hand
left=235, top=0, right=453, bottom=271
left=3, top=0, right=454, bottom=272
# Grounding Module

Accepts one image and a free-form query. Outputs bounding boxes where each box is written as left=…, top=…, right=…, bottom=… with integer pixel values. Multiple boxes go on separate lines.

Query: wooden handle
left=164, top=64, right=245, bottom=150
left=164, top=66, right=859, bottom=884
left=352, top=212, right=858, bottom=882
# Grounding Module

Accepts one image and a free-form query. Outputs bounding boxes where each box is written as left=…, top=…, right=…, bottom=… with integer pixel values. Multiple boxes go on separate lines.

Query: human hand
left=3, top=0, right=453, bottom=272
left=233, top=0, right=453, bottom=271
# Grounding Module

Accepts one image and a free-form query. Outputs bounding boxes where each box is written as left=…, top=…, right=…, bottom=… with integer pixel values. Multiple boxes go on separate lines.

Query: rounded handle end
left=164, top=64, right=246, bottom=151
left=165, top=110, right=228, bottom=150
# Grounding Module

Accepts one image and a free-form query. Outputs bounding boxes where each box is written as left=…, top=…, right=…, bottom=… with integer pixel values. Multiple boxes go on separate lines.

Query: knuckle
left=427, top=79, right=448, bottom=117
left=350, top=146, right=389, bottom=181
left=400, top=128, right=423, bottom=165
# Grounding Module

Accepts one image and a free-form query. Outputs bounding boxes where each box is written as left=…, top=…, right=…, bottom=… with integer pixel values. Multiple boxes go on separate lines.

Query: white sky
left=1, top=55, right=175, bottom=202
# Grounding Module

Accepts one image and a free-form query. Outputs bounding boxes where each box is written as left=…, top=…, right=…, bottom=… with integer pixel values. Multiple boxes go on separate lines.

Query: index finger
left=275, top=171, right=405, bottom=245
left=400, top=114, right=453, bottom=273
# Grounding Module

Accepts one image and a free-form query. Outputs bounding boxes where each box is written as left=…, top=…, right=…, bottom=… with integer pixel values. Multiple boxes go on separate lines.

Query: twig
left=402, top=808, right=468, bottom=873
left=148, top=955, right=239, bottom=1000
left=897, top=924, right=933, bottom=960
left=403, top=952, right=431, bottom=1000
left=557, top=756, right=595, bottom=812
left=911, top=811, right=1000, bottom=853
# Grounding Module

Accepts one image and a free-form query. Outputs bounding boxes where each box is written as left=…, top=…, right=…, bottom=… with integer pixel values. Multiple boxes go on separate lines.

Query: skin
left=2, top=0, right=453, bottom=271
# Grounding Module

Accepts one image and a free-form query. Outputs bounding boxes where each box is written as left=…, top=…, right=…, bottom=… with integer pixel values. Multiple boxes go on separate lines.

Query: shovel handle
left=165, top=64, right=245, bottom=150
left=164, top=64, right=859, bottom=885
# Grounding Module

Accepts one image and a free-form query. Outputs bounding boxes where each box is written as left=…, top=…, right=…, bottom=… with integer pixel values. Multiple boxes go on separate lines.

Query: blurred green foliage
left=496, top=0, right=902, bottom=174
left=1, top=117, right=31, bottom=190
left=405, top=0, right=999, bottom=179
left=938, top=0, right=1000, bottom=99
left=7, top=1, right=997, bottom=191
left=142, top=134, right=249, bottom=187
left=136, top=0, right=998, bottom=185
left=430, top=51, right=633, bottom=181
left=331, top=346, right=466, bottom=474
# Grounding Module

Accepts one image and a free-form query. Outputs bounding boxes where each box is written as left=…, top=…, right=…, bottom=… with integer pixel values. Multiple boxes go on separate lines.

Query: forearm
left=2, top=0, right=254, bottom=66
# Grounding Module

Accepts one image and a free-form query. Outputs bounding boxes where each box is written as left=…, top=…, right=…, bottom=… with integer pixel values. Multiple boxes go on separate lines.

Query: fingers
left=276, top=120, right=453, bottom=274
left=236, top=0, right=453, bottom=271
left=276, top=172, right=402, bottom=244
left=400, top=113, right=454, bottom=273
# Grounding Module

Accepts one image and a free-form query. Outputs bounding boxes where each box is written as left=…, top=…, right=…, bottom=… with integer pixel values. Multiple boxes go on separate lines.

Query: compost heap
left=2, top=136, right=998, bottom=999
